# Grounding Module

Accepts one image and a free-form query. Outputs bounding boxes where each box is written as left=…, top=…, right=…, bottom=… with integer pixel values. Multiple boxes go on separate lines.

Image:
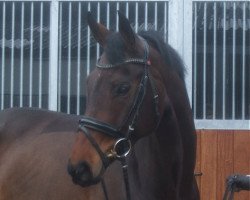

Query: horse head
left=68, top=12, right=169, bottom=187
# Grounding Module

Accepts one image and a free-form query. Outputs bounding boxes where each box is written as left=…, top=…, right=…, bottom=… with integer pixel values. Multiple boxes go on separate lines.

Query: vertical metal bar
left=77, top=2, right=81, bottom=115
left=168, top=0, right=184, bottom=58
left=58, top=2, right=62, bottom=111
left=135, top=2, right=138, bottom=33
left=10, top=2, right=15, bottom=107
left=1, top=2, right=6, bottom=109
left=242, top=2, right=246, bottom=119
left=154, top=2, right=158, bottom=31
left=212, top=3, right=217, bottom=119
left=49, top=0, right=59, bottom=111
left=97, top=2, right=100, bottom=59
left=125, top=2, right=129, bottom=18
left=106, top=3, right=110, bottom=29
left=87, top=3, right=91, bottom=75
left=39, top=2, right=44, bottom=108
left=183, top=0, right=193, bottom=106
left=20, top=2, right=24, bottom=107
left=193, top=2, right=197, bottom=119
left=116, top=2, right=119, bottom=32
left=203, top=2, right=207, bottom=119
left=144, top=2, right=148, bottom=31
left=164, top=2, right=167, bottom=43
left=29, top=2, right=34, bottom=107
left=67, top=2, right=72, bottom=114
left=232, top=2, right=236, bottom=119
left=222, top=2, right=226, bottom=119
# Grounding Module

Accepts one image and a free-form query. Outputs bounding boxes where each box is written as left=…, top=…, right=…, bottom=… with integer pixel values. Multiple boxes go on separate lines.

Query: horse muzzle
left=67, top=161, right=102, bottom=187
left=67, top=138, right=132, bottom=187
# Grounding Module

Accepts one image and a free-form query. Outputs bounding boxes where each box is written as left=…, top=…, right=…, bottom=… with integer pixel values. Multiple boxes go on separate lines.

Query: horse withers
left=68, top=12, right=199, bottom=200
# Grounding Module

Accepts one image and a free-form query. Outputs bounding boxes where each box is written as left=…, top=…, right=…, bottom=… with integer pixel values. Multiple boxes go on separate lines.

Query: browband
left=96, top=37, right=150, bottom=69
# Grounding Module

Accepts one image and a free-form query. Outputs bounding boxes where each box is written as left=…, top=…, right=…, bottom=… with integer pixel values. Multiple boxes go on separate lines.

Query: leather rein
left=78, top=38, right=160, bottom=200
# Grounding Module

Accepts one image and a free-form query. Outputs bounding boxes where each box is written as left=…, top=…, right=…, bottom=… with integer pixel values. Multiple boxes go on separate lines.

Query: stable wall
left=195, top=130, right=250, bottom=200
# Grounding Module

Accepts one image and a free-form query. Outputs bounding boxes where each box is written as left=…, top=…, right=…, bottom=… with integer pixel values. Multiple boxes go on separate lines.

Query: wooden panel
left=195, top=130, right=202, bottom=189
left=233, top=130, right=250, bottom=200
left=216, top=131, right=234, bottom=200
left=200, top=130, right=218, bottom=200
left=195, top=130, right=250, bottom=200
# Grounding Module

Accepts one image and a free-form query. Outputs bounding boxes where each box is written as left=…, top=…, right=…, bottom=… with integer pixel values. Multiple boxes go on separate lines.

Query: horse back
left=0, top=107, right=80, bottom=141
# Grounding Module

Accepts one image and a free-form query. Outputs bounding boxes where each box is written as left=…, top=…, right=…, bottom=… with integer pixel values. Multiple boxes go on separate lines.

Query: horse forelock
left=105, top=33, right=126, bottom=64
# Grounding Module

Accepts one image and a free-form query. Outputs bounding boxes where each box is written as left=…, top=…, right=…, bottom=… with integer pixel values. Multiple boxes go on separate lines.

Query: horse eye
left=115, top=83, right=131, bottom=96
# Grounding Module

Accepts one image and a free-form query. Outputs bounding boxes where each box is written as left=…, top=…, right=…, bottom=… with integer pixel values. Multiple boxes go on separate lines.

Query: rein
left=78, top=38, right=160, bottom=200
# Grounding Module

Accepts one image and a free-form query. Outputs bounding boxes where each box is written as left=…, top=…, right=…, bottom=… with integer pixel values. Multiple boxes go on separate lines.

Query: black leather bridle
left=78, top=38, right=160, bottom=200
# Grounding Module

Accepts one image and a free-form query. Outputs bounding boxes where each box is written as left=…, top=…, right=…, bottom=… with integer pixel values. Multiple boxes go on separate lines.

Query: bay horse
left=0, top=12, right=199, bottom=200
left=68, top=12, right=199, bottom=200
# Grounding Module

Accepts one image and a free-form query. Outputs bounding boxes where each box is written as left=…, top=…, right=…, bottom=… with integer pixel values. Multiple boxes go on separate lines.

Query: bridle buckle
left=109, top=138, right=132, bottom=159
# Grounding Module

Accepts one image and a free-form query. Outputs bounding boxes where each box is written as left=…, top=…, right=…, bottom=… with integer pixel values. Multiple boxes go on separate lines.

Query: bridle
left=78, top=37, right=160, bottom=200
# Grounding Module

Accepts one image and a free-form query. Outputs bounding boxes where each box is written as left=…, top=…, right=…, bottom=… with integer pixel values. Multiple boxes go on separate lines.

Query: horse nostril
left=67, top=161, right=93, bottom=185
left=77, top=162, right=91, bottom=176
left=67, top=163, right=76, bottom=177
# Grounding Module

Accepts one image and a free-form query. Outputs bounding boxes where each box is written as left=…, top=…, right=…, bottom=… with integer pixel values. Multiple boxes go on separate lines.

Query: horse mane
left=104, top=30, right=186, bottom=82
left=138, top=31, right=186, bottom=81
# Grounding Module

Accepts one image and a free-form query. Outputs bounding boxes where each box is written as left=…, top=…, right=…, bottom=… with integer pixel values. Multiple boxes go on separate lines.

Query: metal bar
left=29, top=2, right=34, bottom=107
left=193, top=2, right=197, bottom=119
left=67, top=2, right=72, bottom=114
left=87, top=2, right=91, bottom=75
left=20, top=2, right=24, bottom=107
left=144, top=2, right=148, bottom=31
left=164, top=2, right=167, bottom=42
left=1, top=2, right=6, bottom=109
left=3, top=0, right=52, bottom=1
left=77, top=2, right=82, bottom=115
left=154, top=2, right=158, bottom=30
left=125, top=2, right=129, bottom=18
left=183, top=0, right=193, bottom=104
left=195, top=119, right=250, bottom=130
left=39, top=2, right=44, bottom=108
left=135, top=2, right=138, bottom=33
left=97, top=2, right=100, bottom=59
left=51, top=0, right=169, bottom=1
left=203, top=2, right=207, bottom=119
left=232, top=2, right=236, bottom=119
left=222, top=2, right=226, bottom=119
left=116, top=2, right=119, bottom=31
left=187, top=0, right=244, bottom=1
left=10, top=2, right=15, bottom=107
left=106, top=2, right=110, bottom=29
left=168, top=0, right=184, bottom=58
left=242, top=2, right=246, bottom=119
left=212, top=3, right=217, bottom=119
left=49, top=0, right=59, bottom=111
left=58, top=2, right=62, bottom=111
left=50, top=0, right=169, bottom=1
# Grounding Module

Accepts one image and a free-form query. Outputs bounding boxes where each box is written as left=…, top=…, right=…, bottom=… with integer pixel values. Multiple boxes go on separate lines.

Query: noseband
left=78, top=38, right=160, bottom=200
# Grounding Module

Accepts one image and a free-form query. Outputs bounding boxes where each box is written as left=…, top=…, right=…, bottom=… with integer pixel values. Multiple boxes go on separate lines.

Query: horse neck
left=126, top=67, right=191, bottom=198
left=128, top=115, right=183, bottom=199
left=161, top=67, right=197, bottom=199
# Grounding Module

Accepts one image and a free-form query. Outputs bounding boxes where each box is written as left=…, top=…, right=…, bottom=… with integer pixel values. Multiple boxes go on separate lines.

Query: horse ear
left=87, top=12, right=111, bottom=47
left=118, top=11, right=136, bottom=51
